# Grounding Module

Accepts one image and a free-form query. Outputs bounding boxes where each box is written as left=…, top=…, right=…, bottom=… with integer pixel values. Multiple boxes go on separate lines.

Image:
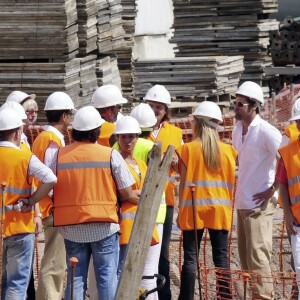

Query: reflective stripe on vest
left=6, top=186, right=31, bottom=196
left=184, top=180, right=234, bottom=190
left=168, top=175, right=176, bottom=183
left=121, top=211, right=136, bottom=220
left=57, top=161, right=110, bottom=171
left=180, top=198, right=232, bottom=207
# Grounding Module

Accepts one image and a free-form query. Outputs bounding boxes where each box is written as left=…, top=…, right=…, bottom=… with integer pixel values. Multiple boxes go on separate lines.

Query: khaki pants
left=36, top=214, right=66, bottom=300
left=237, top=196, right=277, bottom=300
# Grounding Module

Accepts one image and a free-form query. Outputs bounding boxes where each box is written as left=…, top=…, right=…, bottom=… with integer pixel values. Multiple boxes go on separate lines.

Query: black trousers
left=178, top=229, right=231, bottom=300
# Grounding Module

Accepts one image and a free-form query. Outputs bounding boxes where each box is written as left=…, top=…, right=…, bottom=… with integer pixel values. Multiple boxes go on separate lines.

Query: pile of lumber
left=96, top=0, right=125, bottom=53
left=77, top=55, right=98, bottom=107
left=0, top=0, right=79, bottom=60
left=170, top=0, right=279, bottom=96
left=132, top=56, right=244, bottom=101
left=0, top=60, right=81, bottom=122
left=96, top=55, right=122, bottom=88
left=77, top=0, right=98, bottom=54
left=270, top=16, right=300, bottom=66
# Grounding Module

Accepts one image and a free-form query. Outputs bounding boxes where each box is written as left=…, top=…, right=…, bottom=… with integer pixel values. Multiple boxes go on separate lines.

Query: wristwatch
left=34, top=213, right=43, bottom=219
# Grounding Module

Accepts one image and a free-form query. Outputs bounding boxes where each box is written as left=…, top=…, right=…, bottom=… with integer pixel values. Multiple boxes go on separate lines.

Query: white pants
left=291, top=226, right=300, bottom=300
left=88, top=224, right=163, bottom=300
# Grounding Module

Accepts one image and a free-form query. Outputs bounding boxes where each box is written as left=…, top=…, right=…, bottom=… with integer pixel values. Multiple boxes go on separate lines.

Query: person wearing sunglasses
left=232, top=81, right=282, bottom=299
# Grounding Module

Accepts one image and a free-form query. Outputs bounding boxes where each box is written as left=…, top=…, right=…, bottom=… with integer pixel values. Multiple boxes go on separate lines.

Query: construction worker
left=91, top=84, right=128, bottom=147
left=177, top=101, right=236, bottom=299
left=277, top=97, right=300, bottom=300
left=144, top=84, right=182, bottom=300
left=232, top=81, right=282, bottom=299
left=114, top=116, right=161, bottom=299
left=0, top=107, right=56, bottom=299
left=49, top=106, right=136, bottom=299
left=32, top=91, right=75, bottom=300
left=6, top=90, right=38, bottom=150
left=5, top=93, right=40, bottom=299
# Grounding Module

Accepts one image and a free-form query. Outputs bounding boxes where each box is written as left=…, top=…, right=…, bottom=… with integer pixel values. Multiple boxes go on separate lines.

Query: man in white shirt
left=232, top=81, right=282, bottom=300
left=32, top=91, right=76, bottom=300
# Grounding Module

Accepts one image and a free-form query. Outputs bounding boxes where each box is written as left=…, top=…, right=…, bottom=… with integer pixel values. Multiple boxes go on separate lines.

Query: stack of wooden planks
left=96, top=0, right=125, bottom=53
left=170, top=0, right=279, bottom=96
left=0, top=60, right=81, bottom=122
left=77, top=55, right=98, bottom=107
left=96, top=55, right=122, bottom=88
left=76, top=0, right=98, bottom=54
left=132, top=56, right=244, bottom=101
left=0, top=0, right=79, bottom=60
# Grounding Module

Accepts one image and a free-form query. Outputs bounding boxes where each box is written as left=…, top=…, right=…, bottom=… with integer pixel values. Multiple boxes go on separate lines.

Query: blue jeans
left=178, top=229, right=231, bottom=300
left=2, top=233, right=35, bottom=300
left=64, top=233, right=119, bottom=300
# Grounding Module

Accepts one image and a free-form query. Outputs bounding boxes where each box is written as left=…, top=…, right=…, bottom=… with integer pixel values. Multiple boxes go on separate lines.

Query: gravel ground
left=33, top=206, right=294, bottom=299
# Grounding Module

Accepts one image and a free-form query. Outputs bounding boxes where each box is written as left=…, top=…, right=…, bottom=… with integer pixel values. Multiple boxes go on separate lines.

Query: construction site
left=1, top=0, right=300, bottom=299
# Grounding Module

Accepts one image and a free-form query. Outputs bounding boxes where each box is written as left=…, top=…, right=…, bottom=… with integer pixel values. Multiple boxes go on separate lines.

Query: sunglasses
left=26, top=110, right=38, bottom=115
left=233, top=101, right=249, bottom=108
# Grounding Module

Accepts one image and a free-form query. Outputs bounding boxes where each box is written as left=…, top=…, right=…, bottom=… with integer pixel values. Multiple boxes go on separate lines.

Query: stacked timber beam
left=0, top=61, right=81, bottom=123
left=96, top=55, right=122, bottom=88
left=0, top=0, right=132, bottom=116
left=133, top=56, right=244, bottom=101
left=170, top=0, right=279, bottom=97
left=0, top=0, right=79, bottom=60
left=268, top=16, right=300, bottom=93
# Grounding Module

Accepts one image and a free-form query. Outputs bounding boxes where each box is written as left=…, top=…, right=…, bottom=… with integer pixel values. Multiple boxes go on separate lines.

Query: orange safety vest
left=32, top=130, right=63, bottom=218
left=97, top=121, right=116, bottom=147
left=177, top=140, right=237, bottom=231
left=53, top=142, right=118, bottom=226
left=279, top=141, right=300, bottom=224
left=284, top=123, right=299, bottom=142
left=0, top=147, right=34, bottom=237
left=149, top=122, right=182, bottom=207
left=119, top=159, right=159, bottom=246
left=20, top=141, right=31, bottom=153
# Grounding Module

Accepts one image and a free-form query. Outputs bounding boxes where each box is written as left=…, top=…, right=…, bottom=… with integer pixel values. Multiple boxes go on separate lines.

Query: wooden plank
left=116, top=143, right=175, bottom=300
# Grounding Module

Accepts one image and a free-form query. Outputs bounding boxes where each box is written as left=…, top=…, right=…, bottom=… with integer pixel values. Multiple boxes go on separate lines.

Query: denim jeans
left=64, top=232, right=119, bottom=300
left=2, top=233, right=35, bottom=300
left=158, top=205, right=173, bottom=300
left=178, top=229, right=231, bottom=300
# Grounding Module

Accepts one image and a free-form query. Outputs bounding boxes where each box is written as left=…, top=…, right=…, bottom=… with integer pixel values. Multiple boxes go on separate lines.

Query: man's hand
left=20, top=198, right=33, bottom=212
left=34, top=216, right=43, bottom=234
left=252, top=187, right=275, bottom=206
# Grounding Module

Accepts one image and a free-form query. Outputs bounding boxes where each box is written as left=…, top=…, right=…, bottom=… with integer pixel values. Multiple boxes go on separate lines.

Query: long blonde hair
left=192, top=117, right=221, bottom=173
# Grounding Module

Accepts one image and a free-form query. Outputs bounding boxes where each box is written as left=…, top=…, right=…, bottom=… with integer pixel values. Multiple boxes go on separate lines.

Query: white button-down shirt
left=232, top=115, right=282, bottom=209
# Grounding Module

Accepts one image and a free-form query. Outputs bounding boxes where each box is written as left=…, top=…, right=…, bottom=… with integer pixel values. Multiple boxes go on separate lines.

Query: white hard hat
left=114, top=116, right=142, bottom=135
left=144, top=85, right=171, bottom=107
left=91, top=85, right=128, bottom=109
left=44, top=92, right=75, bottom=111
left=6, top=91, right=36, bottom=104
left=72, top=106, right=105, bottom=131
left=0, top=107, right=24, bottom=131
left=236, top=81, right=264, bottom=105
left=191, top=101, right=223, bottom=122
left=130, top=103, right=157, bottom=130
left=289, top=98, right=300, bottom=121
left=0, top=101, right=27, bottom=120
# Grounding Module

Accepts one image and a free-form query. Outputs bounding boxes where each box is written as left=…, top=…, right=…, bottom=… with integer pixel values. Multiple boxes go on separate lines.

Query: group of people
left=0, top=80, right=300, bottom=300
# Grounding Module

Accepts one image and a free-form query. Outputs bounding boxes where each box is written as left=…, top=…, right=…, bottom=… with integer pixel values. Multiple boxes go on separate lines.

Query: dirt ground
left=34, top=205, right=293, bottom=299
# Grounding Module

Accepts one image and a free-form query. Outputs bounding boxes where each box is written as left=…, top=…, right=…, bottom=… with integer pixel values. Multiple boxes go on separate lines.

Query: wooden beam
left=116, top=142, right=175, bottom=300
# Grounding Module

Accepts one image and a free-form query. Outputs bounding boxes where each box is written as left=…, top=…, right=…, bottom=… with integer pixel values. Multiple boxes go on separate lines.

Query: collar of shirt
left=0, top=141, right=21, bottom=150
left=44, top=125, right=65, bottom=147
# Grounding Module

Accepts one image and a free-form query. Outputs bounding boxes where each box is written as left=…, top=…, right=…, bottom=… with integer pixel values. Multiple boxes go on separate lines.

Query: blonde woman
left=177, top=101, right=237, bottom=300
